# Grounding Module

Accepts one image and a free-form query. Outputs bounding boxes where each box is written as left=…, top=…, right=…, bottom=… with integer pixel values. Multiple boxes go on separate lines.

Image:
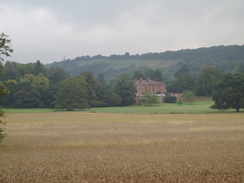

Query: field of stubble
left=0, top=112, right=244, bottom=183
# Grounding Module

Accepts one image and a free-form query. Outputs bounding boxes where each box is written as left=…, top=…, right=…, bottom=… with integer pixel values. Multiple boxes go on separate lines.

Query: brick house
left=134, top=78, right=167, bottom=104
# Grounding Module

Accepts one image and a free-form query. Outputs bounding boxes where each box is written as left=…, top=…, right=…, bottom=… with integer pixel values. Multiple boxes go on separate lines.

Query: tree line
left=1, top=59, right=243, bottom=112
left=0, top=60, right=139, bottom=110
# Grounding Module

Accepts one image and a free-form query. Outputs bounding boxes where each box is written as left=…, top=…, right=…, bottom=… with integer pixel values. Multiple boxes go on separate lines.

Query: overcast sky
left=1, top=0, right=244, bottom=64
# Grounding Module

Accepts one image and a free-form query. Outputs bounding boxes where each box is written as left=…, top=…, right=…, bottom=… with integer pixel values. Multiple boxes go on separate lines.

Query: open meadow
left=0, top=112, right=244, bottom=182
left=5, top=101, right=241, bottom=114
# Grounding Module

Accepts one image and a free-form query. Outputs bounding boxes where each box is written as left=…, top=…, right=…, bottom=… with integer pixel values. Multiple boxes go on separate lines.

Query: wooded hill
left=46, top=45, right=244, bottom=80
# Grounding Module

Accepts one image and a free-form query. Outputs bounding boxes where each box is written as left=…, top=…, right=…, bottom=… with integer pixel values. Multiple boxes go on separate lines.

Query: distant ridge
left=46, top=45, right=244, bottom=79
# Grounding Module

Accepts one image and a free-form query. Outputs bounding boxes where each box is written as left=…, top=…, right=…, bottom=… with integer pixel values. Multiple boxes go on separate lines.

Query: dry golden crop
left=0, top=113, right=244, bottom=182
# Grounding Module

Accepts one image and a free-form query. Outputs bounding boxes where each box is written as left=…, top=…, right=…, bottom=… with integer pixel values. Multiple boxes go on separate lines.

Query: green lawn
left=88, top=101, right=239, bottom=114
left=4, top=101, right=241, bottom=114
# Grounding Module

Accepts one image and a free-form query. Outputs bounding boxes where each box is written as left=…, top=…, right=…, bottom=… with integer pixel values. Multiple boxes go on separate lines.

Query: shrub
left=177, top=99, right=183, bottom=105
left=138, top=99, right=146, bottom=105
left=164, top=96, right=177, bottom=103
left=90, top=100, right=107, bottom=107
left=184, top=92, right=196, bottom=104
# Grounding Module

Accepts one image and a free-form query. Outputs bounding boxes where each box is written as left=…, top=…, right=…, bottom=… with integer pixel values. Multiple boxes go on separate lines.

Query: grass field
left=4, top=101, right=242, bottom=114
left=0, top=112, right=244, bottom=182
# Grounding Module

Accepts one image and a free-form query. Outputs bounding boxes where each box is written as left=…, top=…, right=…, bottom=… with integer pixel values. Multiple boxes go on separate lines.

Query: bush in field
left=184, top=92, right=196, bottom=104
left=164, top=96, right=177, bottom=103
left=139, top=93, right=159, bottom=106
left=177, top=99, right=183, bottom=105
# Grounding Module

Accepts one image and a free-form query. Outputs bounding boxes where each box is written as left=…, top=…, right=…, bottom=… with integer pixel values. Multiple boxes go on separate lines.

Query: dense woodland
left=0, top=61, right=137, bottom=109
left=1, top=45, right=244, bottom=110
left=47, top=45, right=244, bottom=79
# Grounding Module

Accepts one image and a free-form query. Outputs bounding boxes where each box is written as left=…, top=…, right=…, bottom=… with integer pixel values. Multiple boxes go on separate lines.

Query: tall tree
left=34, top=60, right=42, bottom=75
left=55, top=76, right=89, bottom=111
left=168, top=73, right=195, bottom=93
left=48, top=66, right=69, bottom=85
left=143, top=69, right=154, bottom=79
left=1, top=61, right=19, bottom=81
left=143, top=69, right=163, bottom=81
left=100, top=87, right=122, bottom=106
left=78, top=71, right=100, bottom=105
left=234, top=64, right=244, bottom=74
left=174, top=64, right=190, bottom=78
left=196, top=67, right=221, bottom=96
left=23, top=90, right=41, bottom=108
left=1, top=79, right=19, bottom=107
left=114, top=73, right=136, bottom=106
left=13, top=90, right=27, bottom=108
left=42, top=85, right=59, bottom=108
left=170, top=77, right=189, bottom=93
left=151, top=69, right=163, bottom=81
left=31, top=74, right=50, bottom=93
left=19, top=74, right=35, bottom=91
left=133, top=70, right=144, bottom=79
left=16, top=63, right=35, bottom=79
left=212, top=73, right=244, bottom=112
left=0, top=33, right=12, bottom=142
left=0, top=33, right=13, bottom=62
left=97, top=72, right=106, bottom=88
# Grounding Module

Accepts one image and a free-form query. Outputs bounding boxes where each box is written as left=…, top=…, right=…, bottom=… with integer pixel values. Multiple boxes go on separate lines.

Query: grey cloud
left=0, top=0, right=243, bottom=63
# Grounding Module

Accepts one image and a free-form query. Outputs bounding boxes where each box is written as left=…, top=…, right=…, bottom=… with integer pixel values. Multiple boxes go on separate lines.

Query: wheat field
left=1, top=112, right=244, bottom=182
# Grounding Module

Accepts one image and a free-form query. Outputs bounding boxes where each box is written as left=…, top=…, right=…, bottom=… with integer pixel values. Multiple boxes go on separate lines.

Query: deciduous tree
left=100, top=87, right=122, bottom=106
left=1, top=61, right=18, bottom=81
left=164, top=96, right=177, bottom=103
left=48, top=66, right=69, bottom=85
left=139, top=92, right=159, bottom=106
left=151, top=69, right=163, bottom=81
left=23, top=90, right=41, bottom=108
left=143, top=69, right=163, bottom=81
left=2, top=79, right=19, bottom=107
left=212, top=73, right=244, bottom=112
left=196, top=67, right=221, bottom=96
left=97, top=72, right=106, bottom=88
left=114, top=73, right=136, bottom=106
left=174, top=64, right=190, bottom=78
left=184, top=92, right=196, bottom=104
left=78, top=71, right=100, bottom=106
left=133, top=70, right=144, bottom=79
left=0, top=33, right=12, bottom=142
left=0, top=33, right=13, bottom=62
left=34, top=60, right=42, bottom=75
left=166, top=73, right=195, bottom=93
left=13, top=90, right=27, bottom=108
left=31, top=74, right=50, bottom=93
left=55, top=76, right=89, bottom=111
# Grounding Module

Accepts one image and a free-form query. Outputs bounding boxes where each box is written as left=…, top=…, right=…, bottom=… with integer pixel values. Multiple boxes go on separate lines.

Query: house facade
left=135, top=78, right=166, bottom=95
left=134, top=78, right=167, bottom=103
